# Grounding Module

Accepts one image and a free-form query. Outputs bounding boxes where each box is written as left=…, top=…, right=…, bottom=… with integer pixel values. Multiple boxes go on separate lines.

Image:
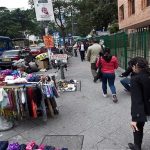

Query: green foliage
left=108, top=22, right=119, bottom=34
left=0, top=0, right=118, bottom=40
left=75, top=0, right=118, bottom=35
left=0, top=7, right=42, bottom=38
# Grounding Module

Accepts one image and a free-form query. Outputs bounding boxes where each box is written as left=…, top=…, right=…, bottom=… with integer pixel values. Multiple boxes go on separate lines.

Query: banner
left=43, top=35, right=54, bottom=48
left=33, top=0, right=55, bottom=21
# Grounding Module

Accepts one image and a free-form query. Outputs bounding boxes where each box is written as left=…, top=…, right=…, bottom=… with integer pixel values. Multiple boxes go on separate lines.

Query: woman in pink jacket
left=96, top=48, right=118, bottom=103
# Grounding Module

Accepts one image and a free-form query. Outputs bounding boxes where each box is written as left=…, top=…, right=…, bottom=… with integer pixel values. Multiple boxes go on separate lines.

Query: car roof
left=4, top=50, right=21, bottom=52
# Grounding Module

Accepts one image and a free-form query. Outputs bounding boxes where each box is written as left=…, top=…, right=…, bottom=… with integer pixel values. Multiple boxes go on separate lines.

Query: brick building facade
left=118, top=0, right=150, bottom=29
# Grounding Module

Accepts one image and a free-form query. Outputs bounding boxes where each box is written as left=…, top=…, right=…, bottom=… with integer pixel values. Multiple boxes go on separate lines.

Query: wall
left=118, top=0, right=150, bottom=29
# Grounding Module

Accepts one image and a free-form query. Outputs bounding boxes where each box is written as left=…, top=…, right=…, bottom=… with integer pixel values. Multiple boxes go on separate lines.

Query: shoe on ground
left=112, top=94, right=118, bottom=103
left=128, top=143, right=141, bottom=150
left=103, top=93, right=108, bottom=98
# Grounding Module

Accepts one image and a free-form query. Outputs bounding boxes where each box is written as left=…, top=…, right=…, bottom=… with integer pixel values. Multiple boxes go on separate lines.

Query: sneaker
left=103, top=93, right=108, bottom=98
left=112, top=94, right=118, bottom=103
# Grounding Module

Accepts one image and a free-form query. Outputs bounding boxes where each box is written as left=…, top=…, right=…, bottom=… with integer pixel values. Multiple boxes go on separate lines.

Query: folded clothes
left=38, top=144, right=45, bottom=150
left=20, top=144, right=26, bottom=150
left=7, top=142, right=20, bottom=150
left=44, top=146, right=55, bottom=150
left=32, top=144, right=38, bottom=150
left=0, top=141, right=68, bottom=150
left=0, top=141, right=9, bottom=150
left=26, top=141, right=35, bottom=150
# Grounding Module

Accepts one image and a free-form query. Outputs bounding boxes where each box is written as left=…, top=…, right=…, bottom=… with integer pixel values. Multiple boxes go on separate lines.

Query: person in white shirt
left=79, top=41, right=85, bottom=61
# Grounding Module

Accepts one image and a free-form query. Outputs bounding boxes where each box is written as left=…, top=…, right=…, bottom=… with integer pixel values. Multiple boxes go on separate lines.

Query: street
left=1, top=56, right=150, bottom=150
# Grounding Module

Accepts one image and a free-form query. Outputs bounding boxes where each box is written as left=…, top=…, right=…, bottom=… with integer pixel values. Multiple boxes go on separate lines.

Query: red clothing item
left=96, top=56, right=118, bottom=73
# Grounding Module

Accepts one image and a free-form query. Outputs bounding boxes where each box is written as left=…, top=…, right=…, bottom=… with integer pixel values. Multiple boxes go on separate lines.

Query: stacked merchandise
left=57, top=80, right=81, bottom=92
left=0, top=141, right=68, bottom=150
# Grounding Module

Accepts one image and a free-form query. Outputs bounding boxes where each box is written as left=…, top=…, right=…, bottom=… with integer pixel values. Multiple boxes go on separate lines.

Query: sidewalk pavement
left=1, top=56, right=150, bottom=150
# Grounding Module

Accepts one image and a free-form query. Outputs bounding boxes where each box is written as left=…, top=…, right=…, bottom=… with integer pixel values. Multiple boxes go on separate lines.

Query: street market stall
left=0, top=69, right=59, bottom=131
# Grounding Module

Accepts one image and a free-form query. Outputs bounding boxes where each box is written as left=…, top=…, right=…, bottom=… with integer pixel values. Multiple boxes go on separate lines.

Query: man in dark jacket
left=128, top=57, right=150, bottom=150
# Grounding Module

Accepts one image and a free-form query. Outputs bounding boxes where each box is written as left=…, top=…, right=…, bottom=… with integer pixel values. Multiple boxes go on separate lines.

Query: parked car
left=30, top=46, right=47, bottom=57
left=0, top=50, right=31, bottom=68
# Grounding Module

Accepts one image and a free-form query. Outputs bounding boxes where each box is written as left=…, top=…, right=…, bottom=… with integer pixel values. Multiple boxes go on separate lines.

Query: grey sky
left=0, top=0, right=30, bottom=9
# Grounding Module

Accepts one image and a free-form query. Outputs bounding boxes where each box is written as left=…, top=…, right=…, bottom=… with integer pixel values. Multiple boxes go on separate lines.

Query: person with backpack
left=96, top=48, right=118, bottom=103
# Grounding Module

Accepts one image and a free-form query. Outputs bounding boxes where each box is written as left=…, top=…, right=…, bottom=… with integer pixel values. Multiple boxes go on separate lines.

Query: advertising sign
left=33, top=0, right=55, bottom=21
left=50, top=54, right=68, bottom=61
left=43, top=35, right=54, bottom=48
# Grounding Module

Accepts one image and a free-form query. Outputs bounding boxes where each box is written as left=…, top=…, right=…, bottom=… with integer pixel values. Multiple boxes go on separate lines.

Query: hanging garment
left=0, top=88, right=10, bottom=108
left=20, top=88, right=26, bottom=104
left=26, top=87, right=37, bottom=118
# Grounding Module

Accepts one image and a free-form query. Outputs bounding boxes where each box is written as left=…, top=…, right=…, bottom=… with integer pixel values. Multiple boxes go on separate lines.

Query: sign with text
left=50, top=54, right=68, bottom=61
left=43, top=35, right=54, bottom=48
left=33, top=0, right=55, bottom=21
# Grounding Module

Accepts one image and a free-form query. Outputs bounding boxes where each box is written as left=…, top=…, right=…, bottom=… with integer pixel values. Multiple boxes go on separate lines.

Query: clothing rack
left=0, top=83, right=48, bottom=131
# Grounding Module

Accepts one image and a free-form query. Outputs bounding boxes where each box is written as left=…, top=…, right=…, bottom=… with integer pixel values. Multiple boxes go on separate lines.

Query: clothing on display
left=57, top=80, right=81, bottom=92
left=0, top=81, right=59, bottom=120
left=0, top=141, right=68, bottom=150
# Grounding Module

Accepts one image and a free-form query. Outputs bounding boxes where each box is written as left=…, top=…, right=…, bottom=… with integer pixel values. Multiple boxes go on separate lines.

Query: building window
left=141, top=0, right=150, bottom=9
left=147, top=0, right=150, bottom=6
left=119, top=5, right=124, bottom=21
left=128, top=0, right=135, bottom=16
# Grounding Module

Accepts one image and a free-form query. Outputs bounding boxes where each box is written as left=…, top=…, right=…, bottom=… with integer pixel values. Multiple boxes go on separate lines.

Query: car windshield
left=2, top=50, right=19, bottom=56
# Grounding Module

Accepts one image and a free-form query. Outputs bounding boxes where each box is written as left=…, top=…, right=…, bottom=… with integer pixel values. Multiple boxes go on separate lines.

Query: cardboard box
left=36, top=59, right=49, bottom=69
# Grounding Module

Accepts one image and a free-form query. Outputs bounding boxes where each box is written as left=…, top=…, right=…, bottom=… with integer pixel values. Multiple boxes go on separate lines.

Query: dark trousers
left=80, top=51, right=85, bottom=61
left=91, top=63, right=97, bottom=78
left=133, top=122, right=145, bottom=149
left=94, top=68, right=102, bottom=82
left=74, top=49, right=78, bottom=57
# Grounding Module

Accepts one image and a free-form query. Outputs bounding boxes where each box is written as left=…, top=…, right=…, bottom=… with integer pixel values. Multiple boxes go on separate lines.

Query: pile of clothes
left=57, top=80, right=77, bottom=92
left=0, top=141, right=68, bottom=150
left=0, top=69, right=41, bottom=85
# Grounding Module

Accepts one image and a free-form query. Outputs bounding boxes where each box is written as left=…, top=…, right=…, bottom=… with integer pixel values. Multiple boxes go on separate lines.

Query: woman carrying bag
left=96, top=48, right=118, bottom=103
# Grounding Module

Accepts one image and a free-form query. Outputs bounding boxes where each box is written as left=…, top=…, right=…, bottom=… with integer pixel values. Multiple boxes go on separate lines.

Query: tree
left=75, top=0, right=118, bottom=35
left=27, top=0, right=118, bottom=39
left=0, top=7, right=43, bottom=38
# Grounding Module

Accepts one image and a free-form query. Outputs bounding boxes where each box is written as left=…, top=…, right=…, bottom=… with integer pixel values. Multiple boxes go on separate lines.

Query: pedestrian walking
left=96, top=48, right=118, bottom=103
left=79, top=41, right=85, bottom=61
left=128, top=57, right=150, bottom=150
left=87, top=39, right=102, bottom=80
left=84, top=40, right=89, bottom=53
